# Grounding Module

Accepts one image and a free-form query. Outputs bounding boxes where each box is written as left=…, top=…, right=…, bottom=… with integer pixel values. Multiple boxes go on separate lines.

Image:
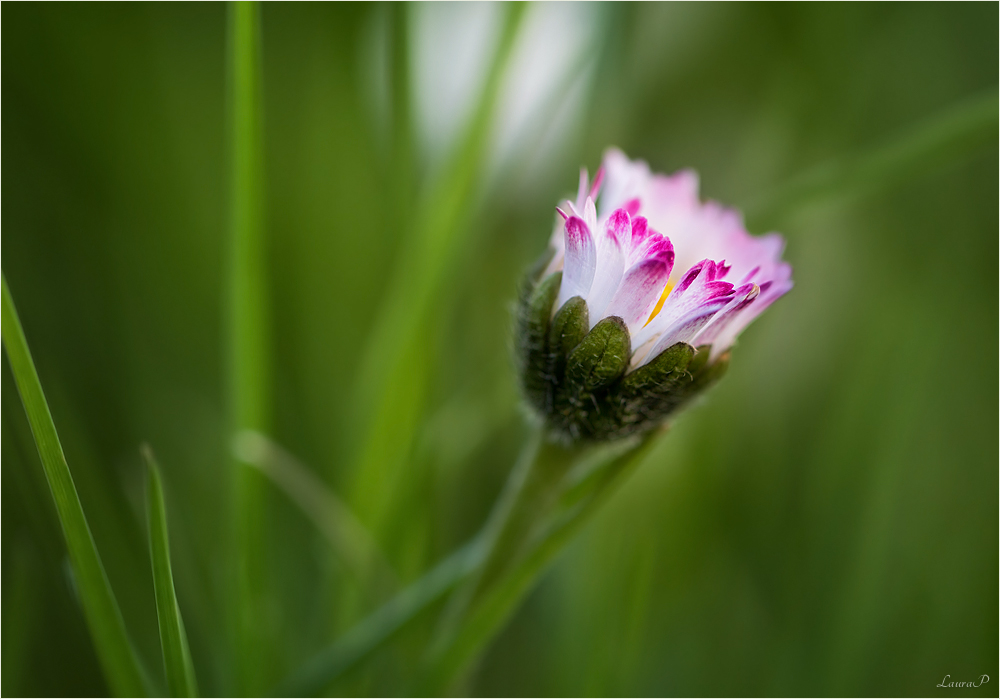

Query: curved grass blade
left=278, top=431, right=658, bottom=697
left=1, top=273, right=150, bottom=697
left=350, top=1, right=529, bottom=539
left=232, top=430, right=399, bottom=601
left=143, top=445, right=199, bottom=698
left=746, top=87, right=999, bottom=226
left=274, top=538, right=485, bottom=697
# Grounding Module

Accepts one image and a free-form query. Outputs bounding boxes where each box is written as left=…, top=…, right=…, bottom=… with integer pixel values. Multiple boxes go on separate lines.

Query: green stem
left=1, top=274, right=151, bottom=697
left=226, top=2, right=270, bottom=694
left=274, top=429, right=658, bottom=697
left=420, top=430, right=658, bottom=694
left=438, top=430, right=582, bottom=629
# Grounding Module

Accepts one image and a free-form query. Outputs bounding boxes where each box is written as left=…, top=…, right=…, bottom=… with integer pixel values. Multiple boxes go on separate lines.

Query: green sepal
left=631, top=344, right=729, bottom=425
left=549, top=316, right=630, bottom=439
left=678, top=346, right=729, bottom=401
left=518, top=271, right=562, bottom=411
left=517, top=247, right=557, bottom=311
left=564, top=316, right=631, bottom=394
left=619, top=342, right=696, bottom=396
left=685, top=343, right=712, bottom=377
left=590, top=342, right=696, bottom=438
left=547, top=296, right=588, bottom=396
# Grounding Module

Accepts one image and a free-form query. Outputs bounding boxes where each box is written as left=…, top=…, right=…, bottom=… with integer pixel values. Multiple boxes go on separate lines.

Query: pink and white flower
left=544, top=148, right=793, bottom=367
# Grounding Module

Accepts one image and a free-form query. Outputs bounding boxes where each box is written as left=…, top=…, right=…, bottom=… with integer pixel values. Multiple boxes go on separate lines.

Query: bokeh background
left=2, top=3, right=997, bottom=696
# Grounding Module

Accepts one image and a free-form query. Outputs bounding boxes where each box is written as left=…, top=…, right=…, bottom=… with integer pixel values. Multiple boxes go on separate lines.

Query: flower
left=517, top=148, right=793, bottom=441
left=544, top=148, right=793, bottom=366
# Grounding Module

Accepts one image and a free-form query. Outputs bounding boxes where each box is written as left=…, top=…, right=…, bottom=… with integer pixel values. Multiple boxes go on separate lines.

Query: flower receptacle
left=517, top=268, right=729, bottom=443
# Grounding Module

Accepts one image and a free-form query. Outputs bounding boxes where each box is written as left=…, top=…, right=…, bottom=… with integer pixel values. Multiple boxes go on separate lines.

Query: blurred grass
left=348, top=2, right=527, bottom=570
left=2, top=276, right=150, bottom=696
left=233, top=430, right=398, bottom=601
left=143, top=446, right=198, bottom=698
left=2, top=3, right=997, bottom=697
left=746, top=86, right=999, bottom=227
left=225, top=2, right=274, bottom=694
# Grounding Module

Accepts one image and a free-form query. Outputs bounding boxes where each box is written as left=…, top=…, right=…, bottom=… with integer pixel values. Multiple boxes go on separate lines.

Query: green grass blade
left=226, top=2, right=271, bottom=693
left=232, top=430, right=399, bottom=600
left=1, top=273, right=150, bottom=697
left=227, top=4, right=269, bottom=428
left=274, top=538, right=486, bottom=697
left=746, top=88, right=999, bottom=226
left=143, top=446, right=199, bottom=698
left=388, top=2, right=414, bottom=222
left=350, top=2, right=529, bottom=539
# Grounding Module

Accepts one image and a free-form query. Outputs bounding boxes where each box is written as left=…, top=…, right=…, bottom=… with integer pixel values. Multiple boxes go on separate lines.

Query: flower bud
left=515, top=149, right=792, bottom=442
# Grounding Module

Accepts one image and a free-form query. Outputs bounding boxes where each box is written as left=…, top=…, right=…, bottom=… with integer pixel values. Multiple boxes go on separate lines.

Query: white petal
left=603, top=258, right=672, bottom=334
left=556, top=216, right=596, bottom=310
left=585, top=209, right=628, bottom=323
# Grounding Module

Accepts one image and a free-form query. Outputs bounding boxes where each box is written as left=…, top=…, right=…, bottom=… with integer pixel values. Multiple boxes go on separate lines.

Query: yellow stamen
left=644, top=280, right=674, bottom=326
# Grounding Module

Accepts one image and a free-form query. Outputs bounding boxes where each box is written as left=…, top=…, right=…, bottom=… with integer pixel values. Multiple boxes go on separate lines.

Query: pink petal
left=574, top=168, right=589, bottom=210
left=604, top=208, right=631, bottom=246
left=583, top=196, right=598, bottom=234
left=693, top=282, right=760, bottom=348
left=556, top=216, right=597, bottom=310
left=589, top=166, right=604, bottom=200
left=739, top=265, right=761, bottom=284
left=645, top=302, right=728, bottom=360
left=630, top=216, right=650, bottom=249
left=604, top=257, right=673, bottom=333
left=709, top=272, right=793, bottom=356
left=630, top=229, right=673, bottom=268
left=599, top=148, right=652, bottom=218
left=632, top=258, right=734, bottom=350
left=585, top=210, right=628, bottom=322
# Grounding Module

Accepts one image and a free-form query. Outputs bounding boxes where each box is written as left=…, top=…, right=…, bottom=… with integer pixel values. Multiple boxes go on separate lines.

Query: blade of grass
left=143, top=446, right=199, bottom=698
left=745, top=88, right=999, bottom=227
left=1, top=273, right=150, bottom=697
left=276, top=431, right=658, bottom=697
left=350, top=2, right=529, bottom=543
left=232, top=430, right=399, bottom=600
left=226, top=2, right=271, bottom=693
left=388, top=2, right=414, bottom=224
left=274, top=537, right=485, bottom=697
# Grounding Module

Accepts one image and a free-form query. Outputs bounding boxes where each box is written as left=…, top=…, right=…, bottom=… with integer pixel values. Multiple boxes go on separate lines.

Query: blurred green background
left=2, top=3, right=997, bottom=696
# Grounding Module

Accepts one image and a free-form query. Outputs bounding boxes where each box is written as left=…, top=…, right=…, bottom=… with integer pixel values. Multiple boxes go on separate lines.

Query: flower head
left=517, top=148, right=792, bottom=441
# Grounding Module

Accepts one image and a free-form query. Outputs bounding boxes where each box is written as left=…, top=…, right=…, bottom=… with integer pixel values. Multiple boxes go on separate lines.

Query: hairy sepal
left=546, top=296, right=589, bottom=407
left=551, top=316, right=631, bottom=440
left=518, top=271, right=562, bottom=412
